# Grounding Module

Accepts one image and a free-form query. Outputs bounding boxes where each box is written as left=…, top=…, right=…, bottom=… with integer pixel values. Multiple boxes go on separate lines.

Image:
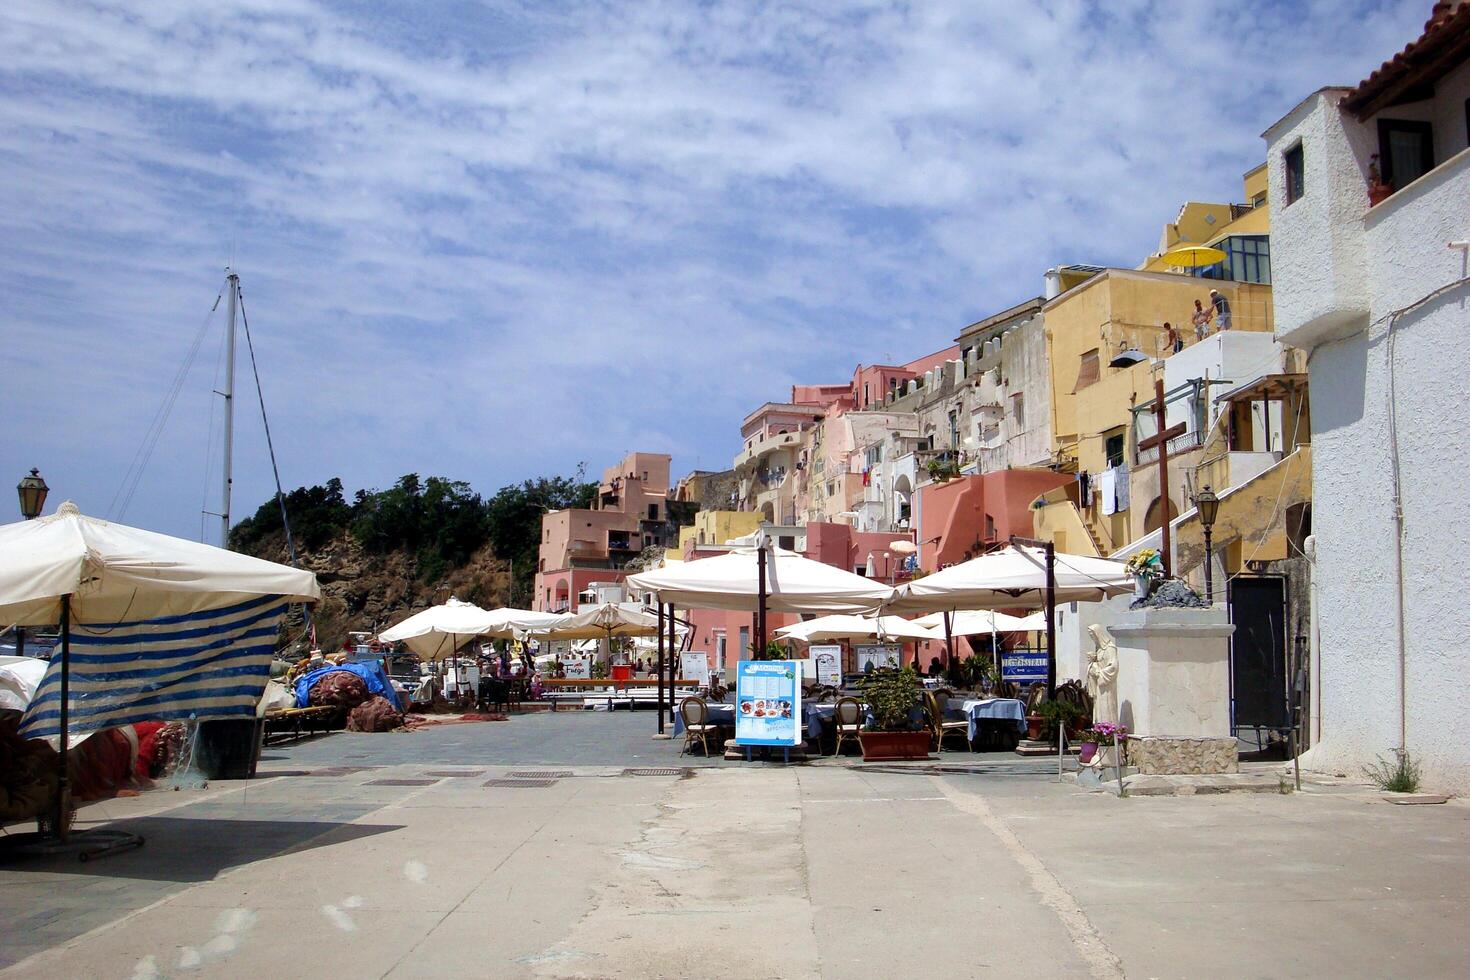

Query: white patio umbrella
left=0, top=501, right=320, bottom=847
left=379, top=597, right=499, bottom=662
left=479, top=607, right=571, bottom=640
left=526, top=602, right=661, bottom=641
left=625, top=544, right=893, bottom=620
left=775, top=614, right=937, bottom=643
left=886, top=545, right=1131, bottom=614
left=912, top=609, right=1044, bottom=680
left=887, top=544, right=1131, bottom=689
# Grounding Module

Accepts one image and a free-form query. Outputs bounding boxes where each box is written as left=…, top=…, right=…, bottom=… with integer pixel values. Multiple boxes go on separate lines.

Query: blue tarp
left=293, top=661, right=403, bottom=711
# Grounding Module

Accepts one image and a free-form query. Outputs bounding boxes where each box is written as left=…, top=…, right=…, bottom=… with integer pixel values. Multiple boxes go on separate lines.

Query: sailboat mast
left=220, top=270, right=238, bottom=548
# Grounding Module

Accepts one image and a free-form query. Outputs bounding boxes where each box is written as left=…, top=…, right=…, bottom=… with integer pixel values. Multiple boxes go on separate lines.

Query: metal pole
left=1044, top=542, right=1057, bottom=696
left=220, top=271, right=238, bottom=548
left=668, top=605, right=678, bottom=725
left=656, top=603, right=666, bottom=735
left=943, top=610, right=954, bottom=675
left=1203, top=526, right=1214, bottom=604
left=55, top=595, right=71, bottom=840
left=757, top=544, right=768, bottom=655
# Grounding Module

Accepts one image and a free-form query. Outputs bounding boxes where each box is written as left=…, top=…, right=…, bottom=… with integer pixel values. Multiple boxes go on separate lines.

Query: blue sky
left=0, top=0, right=1427, bottom=539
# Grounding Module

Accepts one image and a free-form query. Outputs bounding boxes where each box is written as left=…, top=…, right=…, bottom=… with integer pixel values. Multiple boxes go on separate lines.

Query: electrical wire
left=235, top=286, right=299, bottom=568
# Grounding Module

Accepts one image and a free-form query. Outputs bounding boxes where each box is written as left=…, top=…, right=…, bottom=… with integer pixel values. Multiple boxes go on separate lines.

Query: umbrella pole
left=55, top=594, right=72, bottom=841
left=943, top=611, right=954, bottom=677
left=1045, top=542, right=1057, bottom=697
left=757, top=544, right=768, bottom=655
left=657, top=603, right=666, bottom=735
left=668, top=605, right=678, bottom=725
left=991, top=621, right=998, bottom=692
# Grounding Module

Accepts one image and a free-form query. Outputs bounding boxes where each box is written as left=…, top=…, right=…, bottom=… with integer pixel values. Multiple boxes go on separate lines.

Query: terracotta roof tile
left=1342, top=1, right=1470, bottom=116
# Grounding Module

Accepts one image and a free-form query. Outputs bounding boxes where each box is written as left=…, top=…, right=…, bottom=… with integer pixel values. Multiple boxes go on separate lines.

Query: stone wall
left=1128, top=736, right=1238, bottom=775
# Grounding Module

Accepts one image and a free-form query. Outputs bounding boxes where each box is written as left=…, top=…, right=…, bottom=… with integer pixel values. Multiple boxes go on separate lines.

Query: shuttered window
left=1073, top=349, right=1100, bottom=392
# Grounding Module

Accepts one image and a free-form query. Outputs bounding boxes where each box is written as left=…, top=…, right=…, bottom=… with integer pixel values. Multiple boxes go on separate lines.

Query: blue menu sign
left=734, top=660, right=802, bottom=746
left=1001, top=650, right=1048, bottom=684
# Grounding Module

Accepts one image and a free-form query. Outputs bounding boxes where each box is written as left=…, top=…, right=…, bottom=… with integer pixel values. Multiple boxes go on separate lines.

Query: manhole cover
left=422, top=770, right=487, bottom=777
left=367, top=778, right=439, bottom=786
left=484, top=778, right=555, bottom=788
left=313, top=766, right=382, bottom=776
left=510, top=771, right=572, bottom=779
left=257, top=770, right=315, bottom=778
left=622, top=768, right=687, bottom=777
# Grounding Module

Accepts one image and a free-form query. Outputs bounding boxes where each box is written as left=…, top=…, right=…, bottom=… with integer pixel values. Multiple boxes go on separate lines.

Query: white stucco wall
left=1269, top=87, right=1470, bottom=792
left=1266, top=89, right=1376, bottom=350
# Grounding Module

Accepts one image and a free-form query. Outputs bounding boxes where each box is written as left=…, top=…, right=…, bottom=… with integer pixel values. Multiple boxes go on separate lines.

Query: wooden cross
left=1136, top=378, right=1187, bottom=577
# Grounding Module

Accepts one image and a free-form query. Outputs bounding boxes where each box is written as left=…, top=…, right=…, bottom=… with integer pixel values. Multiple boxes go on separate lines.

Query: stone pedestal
left=1108, top=607, right=1238, bottom=775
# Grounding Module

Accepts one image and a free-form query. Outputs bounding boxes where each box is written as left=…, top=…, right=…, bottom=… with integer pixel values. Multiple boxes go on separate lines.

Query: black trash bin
left=194, top=718, right=266, bottom=779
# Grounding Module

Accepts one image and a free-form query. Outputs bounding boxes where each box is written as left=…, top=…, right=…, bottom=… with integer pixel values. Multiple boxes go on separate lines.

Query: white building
left=1263, top=3, right=1470, bottom=791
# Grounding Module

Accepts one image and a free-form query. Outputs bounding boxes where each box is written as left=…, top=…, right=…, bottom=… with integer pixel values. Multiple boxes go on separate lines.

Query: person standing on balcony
left=1209, top=289, right=1233, bottom=331
left=1191, top=299, right=1211, bottom=340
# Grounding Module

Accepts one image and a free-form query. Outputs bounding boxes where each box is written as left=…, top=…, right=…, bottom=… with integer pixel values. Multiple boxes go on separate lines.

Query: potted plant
left=1079, top=721, right=1126, bottom=766
left=1367, top=154, right=1394, bottom=207
left=858, top=666, right=930, bottom=760
left=1034, top=699, right=1085, bottom=745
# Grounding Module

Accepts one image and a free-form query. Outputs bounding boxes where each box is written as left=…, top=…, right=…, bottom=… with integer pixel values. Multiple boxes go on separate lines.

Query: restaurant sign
left=734, top=660, right=802, bottom=746
left=680, top=652, right=711, bottom=687
left=808, top=644, right=843, bottom=686
left=1000, top=650, right=1048, bottom=683
left=854, top=644, right=900, bottom=674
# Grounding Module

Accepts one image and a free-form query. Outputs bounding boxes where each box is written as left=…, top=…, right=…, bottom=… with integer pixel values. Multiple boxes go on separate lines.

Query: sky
left=0, top=0, right=1428, bottom=541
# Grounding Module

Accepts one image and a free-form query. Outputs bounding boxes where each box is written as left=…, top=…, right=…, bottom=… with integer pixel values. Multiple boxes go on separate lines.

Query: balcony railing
left=1135, top=429, right=1203, bottom=467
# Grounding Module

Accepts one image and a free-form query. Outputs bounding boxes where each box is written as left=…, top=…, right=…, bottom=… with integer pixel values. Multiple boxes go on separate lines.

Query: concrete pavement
left=1, top=712, right=1466, bottom=978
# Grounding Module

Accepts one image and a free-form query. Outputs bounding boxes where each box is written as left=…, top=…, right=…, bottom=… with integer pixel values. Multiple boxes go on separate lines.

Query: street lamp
left=1195, top=485, right=1220, bottom=604
left=14, top=468, right=49, bottom=659
left=17, top=468, right=48, bottom=520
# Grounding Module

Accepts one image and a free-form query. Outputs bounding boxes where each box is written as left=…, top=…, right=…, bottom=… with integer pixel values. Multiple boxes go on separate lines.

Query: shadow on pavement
left=0, top=815, right=401, bottom=883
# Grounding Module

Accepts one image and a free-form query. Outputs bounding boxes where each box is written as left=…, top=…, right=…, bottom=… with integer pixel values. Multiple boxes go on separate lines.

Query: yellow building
left=1035, top=164, right=1285, bottom=557
left=676, top=510, right=762, bottom=556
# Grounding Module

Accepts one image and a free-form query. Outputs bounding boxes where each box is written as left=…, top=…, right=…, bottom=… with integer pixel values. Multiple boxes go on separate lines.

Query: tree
left=485, top=466, right=596, bottom=604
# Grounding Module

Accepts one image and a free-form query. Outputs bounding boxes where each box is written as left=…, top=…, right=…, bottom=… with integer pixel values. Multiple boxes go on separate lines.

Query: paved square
left=1, top=711, right=1467, bottom=978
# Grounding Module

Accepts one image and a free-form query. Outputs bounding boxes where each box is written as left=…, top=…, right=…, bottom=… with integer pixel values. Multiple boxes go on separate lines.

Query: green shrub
left=861, top=667, right=920, bottom=732
left=1364, top=748, right=1421, bottom=793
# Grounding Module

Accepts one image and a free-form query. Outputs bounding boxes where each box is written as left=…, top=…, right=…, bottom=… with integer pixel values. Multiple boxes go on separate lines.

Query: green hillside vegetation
left=230, top=470, right=596, bottom=607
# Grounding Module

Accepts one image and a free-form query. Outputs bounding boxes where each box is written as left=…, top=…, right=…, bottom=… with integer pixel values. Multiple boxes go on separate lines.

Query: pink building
left=916, top=470, right=1073, bottom=571
left=534, top=452, right=674, bottom=612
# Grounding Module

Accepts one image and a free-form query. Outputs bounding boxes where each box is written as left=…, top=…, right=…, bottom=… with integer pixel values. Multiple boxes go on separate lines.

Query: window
left=778, top=535, right=795, bottom=550
left=648, top=504, right=658, bottom=520
left=1284, top=143, right=1304, bottom=205
left=948, top=410, right=960, bottom=448
left=863, top=382, right=870, bottom=407
left=1104, top=429, right=1125, bottom=468
left=1074, top=349, right=1100, bottom=392
left=1377, top=119, right=1434, bottom=189
left=1010, top=392, right=1025, bottom=427
left=1199, top=235, right=1271, bottom=285
left=985, top=514, right=996, bottom=539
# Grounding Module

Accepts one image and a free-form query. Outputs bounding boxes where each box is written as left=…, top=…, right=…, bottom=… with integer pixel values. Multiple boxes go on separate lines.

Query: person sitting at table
left=929, top=656, right=943, bottom=678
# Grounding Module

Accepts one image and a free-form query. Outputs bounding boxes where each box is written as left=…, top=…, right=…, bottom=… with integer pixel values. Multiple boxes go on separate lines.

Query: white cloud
left=0, top=0, right=1428, bottom=536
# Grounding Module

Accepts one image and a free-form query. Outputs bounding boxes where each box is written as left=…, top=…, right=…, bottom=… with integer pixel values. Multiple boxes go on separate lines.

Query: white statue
left=1084, top=624, right=1119, bottom=725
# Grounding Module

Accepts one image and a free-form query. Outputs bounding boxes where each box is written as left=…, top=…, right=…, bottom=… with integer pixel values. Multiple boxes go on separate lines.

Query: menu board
left=734, top=660, right=802, bottom=746
left=854, top=644, right=901, bottom=673
left=680, top=652, right=711, bottom=687
left=809, top=645, right=843, bottom=686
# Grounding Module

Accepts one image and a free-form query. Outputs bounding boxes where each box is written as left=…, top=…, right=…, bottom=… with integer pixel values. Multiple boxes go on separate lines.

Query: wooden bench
left=263, top=705, right=338, bottom=743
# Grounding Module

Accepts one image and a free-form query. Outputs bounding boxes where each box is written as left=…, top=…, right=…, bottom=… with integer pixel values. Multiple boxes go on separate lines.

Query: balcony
left=735, top=430, right=803, bottom=470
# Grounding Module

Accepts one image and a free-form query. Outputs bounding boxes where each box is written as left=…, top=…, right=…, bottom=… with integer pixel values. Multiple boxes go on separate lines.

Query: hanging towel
left=1099, top=469, right=1117, bottom=516
left=1113, top=465, right=1130, bottom=512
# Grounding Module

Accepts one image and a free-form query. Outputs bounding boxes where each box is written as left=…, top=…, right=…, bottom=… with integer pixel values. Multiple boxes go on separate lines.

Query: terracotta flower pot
left=1079, top=742, right=1098, bottom=765
left=1025, top=714, right=1045, bottom=741
left=859, top=730, right=931, bottom=761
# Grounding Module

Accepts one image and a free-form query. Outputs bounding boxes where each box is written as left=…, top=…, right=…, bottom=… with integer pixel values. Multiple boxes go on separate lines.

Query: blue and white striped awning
left=18, top=594, right=288, bottom=740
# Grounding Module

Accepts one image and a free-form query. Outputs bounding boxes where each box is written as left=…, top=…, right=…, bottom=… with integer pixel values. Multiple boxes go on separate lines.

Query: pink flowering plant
left=1081, top=721, right=1127, bottom=746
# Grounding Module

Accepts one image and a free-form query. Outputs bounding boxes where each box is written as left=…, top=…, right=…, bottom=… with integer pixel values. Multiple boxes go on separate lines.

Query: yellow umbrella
left=1160, top=243, right=1226, bottom=272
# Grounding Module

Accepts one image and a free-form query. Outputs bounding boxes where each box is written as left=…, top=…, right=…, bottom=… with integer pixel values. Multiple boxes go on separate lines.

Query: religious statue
left=1084, top=624, right=1119, bottom=725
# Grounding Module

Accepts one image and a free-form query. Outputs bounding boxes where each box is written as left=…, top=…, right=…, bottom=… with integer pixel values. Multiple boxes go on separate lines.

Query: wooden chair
left=924, top=690, right=971, bottom=753
left=679, top=696, right=718, bottom=756
left=833, top=697, right=864, bottom=756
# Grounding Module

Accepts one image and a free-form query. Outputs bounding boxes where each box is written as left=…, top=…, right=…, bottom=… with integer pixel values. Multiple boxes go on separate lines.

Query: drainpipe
left=1304, top=534, right=1320, bottom=745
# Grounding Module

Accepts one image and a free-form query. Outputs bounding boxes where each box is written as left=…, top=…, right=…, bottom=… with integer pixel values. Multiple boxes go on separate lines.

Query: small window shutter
left=1073, top=349, right=1100, bottom=392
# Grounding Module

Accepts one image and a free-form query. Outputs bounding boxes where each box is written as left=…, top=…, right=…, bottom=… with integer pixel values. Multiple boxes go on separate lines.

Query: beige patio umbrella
left=775, top=614, right=937, bottom=643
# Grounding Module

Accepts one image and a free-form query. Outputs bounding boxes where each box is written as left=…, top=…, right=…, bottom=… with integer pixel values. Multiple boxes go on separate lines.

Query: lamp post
left=14, top=469, right=49, bottom=659
left=1195, top=485, right=1220, bottom=604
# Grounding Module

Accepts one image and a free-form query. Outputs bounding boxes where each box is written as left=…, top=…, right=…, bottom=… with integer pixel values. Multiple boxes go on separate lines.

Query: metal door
left=1229, top=576, right=1288, bottom=731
